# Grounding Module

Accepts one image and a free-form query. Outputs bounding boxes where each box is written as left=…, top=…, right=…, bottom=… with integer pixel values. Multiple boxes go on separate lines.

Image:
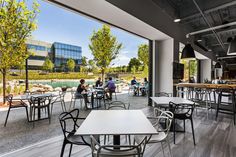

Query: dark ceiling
left=152, top=0, right=236, bottom=64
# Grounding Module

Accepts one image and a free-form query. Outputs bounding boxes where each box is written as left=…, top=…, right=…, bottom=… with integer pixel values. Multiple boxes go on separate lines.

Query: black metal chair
left=59, top=109, right=98, bottom=157
left=91, top=135, right=148, bottom=157
left=169, top=101, right=196, bottom=145
left=216, top=87, right=236, bottom=125
left=4, top=94, right=29, bottom=127
left=155, top=92, right=171, bottom=97
left=106, top=100, right=130, bottom=110
left=29, top=96, right=52, bottom=127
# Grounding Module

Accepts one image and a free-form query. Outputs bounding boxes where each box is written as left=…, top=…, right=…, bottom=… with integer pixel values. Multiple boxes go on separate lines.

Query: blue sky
left=30, top=0, right=148, bottom=66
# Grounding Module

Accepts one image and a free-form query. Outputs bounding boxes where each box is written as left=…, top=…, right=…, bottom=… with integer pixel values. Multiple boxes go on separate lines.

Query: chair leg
left=69, top=144, right=73, bottom=157
left=25, top=107, right=29, bottom=122
left=160, top=141, right=165, bottom=157
left=4, top=107, right=11, bottom=127
left=173, top=119, right=176, bottom=144
left=216, top=93, right=221, bottom=121
left=63, top=100, right=66, bottom=112
left=29, top=105, right=33, bottom=121
left=69, top=99, right=73, bottom=110
left=190, top=118, right=196, bottom=145
left=73, top=99, right=76, bottom=109
left=104, top=135, right=106, bottom=145
left=33, top=108, right=36, bottom=127
left=51, top=103, right=54, bottom=115
left=60, top=140, right=66, bottom=157
left=232, top=95, right=236, bottom=125
left=47, top=106, right=51, bottom=124
left=166, top=138, right=173, bottom=157
left=183, top=120, right=185, bottom=132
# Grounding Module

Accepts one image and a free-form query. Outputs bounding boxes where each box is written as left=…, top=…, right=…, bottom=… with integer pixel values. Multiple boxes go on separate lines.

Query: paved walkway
left=0, top=92, right=148, bottom=154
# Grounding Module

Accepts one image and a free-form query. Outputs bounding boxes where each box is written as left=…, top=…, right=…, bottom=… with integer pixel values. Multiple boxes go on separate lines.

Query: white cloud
left=111, top=51, right=131, bottom=66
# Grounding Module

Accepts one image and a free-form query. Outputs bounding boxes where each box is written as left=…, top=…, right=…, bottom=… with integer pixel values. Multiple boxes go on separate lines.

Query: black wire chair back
left=107, top=101, right=130, bottom=110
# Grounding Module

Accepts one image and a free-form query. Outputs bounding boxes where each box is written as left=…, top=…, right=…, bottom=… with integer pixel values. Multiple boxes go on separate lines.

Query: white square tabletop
left=75, top=110, right=158, bottom=136
left=151, top=97, right=194, bottom=105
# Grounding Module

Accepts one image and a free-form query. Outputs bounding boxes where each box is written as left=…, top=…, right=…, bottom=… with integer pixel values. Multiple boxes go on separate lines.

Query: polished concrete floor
left=0, top=92, right=148, bottom=155
left=1, top=105, right=236, bottom=157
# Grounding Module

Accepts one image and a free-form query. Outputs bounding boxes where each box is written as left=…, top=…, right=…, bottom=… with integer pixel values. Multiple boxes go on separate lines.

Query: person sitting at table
left=131, top=76, right=138, bottom=96
left=77, top=79, right=90, bottom=104
left=140, top=78, right=149, bottom=96
left=104, top=77, right=116, bottom=100
left=95, top=77, right=103, bottom=87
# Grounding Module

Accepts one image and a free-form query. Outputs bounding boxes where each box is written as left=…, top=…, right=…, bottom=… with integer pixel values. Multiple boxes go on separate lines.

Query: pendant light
left=214, top=62, right=221, bottom=69
left=181, top=44, right=196, bottom=59
left=227, top=36, right=236, bottom=55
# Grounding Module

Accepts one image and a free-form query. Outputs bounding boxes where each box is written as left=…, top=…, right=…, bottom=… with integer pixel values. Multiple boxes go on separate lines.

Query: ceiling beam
left=202, top=28, right=236, bottom=38
left=187, top=21, right=236, bottom=36
left=191, top=0, right=225, bottom=51
left=181, top=1, right=236, bottom=21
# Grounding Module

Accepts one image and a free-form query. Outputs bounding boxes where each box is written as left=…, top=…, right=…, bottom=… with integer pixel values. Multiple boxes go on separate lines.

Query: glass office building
left=26, top=40, right=82, bottom=71
left=52, top=42, right=82, bottom=72
left=26, top=39, right=52, bottom=70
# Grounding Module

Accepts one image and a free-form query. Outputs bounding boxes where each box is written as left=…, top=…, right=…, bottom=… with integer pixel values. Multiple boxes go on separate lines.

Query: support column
left=153, top=38, right=179, bottom=95
left=200, top=59, right=212, bottom=83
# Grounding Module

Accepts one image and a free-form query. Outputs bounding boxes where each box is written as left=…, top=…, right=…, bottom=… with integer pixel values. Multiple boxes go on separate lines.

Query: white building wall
left=154, top=38, right=174, bottom=93
left=200, top=59, right=212, bottom=83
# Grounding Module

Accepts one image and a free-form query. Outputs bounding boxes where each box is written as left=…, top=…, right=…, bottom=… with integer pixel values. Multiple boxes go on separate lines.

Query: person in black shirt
left=131, top=76, right=137, bottom=85
left=77, top=79, right=90, bottom=103
left=95, top=77, right=103, bottom=87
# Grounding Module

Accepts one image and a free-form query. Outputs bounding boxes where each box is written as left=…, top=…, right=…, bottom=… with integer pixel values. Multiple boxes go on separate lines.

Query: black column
left=148, top=40, right=153, bottom=106
left=25, top=58, right=29, bottom=92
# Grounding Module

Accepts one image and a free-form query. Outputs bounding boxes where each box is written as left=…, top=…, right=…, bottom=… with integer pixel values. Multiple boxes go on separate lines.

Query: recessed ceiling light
left=197, top=39, right=202, bottom=42
left=208, top=49, right=212, bottom=52
left=174, top=18, right=181, bottom=23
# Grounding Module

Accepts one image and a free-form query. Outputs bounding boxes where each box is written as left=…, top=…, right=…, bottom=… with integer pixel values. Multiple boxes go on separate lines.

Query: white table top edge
left=75, top=110, right=158, bottom=136
left=151, top=97, right=194, bottom=105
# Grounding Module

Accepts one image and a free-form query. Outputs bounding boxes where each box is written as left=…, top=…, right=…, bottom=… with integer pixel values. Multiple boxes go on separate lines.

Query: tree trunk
left=101, top=69, right=105, bottom=82
left=2, top=69, right=6, bottom=104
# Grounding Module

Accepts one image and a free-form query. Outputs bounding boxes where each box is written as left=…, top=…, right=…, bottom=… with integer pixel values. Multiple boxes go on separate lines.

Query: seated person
left=77, top=79, right=90, bottom=104
left=131, top=76, right=137, bottom=85
left=131, top=76, right=138, bottom=95
left=104, top=77, right=116, bottom=100
left=95, top=77, right=103, bottom=87
left=140, top=78, right=149, bottom=96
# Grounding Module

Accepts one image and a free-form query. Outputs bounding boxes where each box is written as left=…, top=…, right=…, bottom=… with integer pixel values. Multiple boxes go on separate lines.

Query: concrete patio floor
left=0, top=92, right=148, bottom=155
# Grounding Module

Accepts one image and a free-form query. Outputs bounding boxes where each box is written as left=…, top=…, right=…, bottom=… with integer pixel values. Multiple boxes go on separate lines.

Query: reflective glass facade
left=52, top=42, right=82, bottom=71
left=26, top=40, right=82, bottom=71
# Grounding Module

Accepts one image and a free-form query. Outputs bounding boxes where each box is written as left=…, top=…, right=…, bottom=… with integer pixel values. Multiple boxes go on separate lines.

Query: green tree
left=88, top=59, right=98, bottom=73
left=131, top=66, right=136, bottom=74
left=80, top=56, right=87, bottom=73
left=138, top=44, right=149, bottom=66
left=189, top=60, right=197, bottom=77
left=89, top=25, right=122, bottom=81
left=0, top=0, right=39, bottom=102
left=67, top=58, right=75, bottom=72
left=17, top=60, right=25, bottom=75
left=122, top=65, right=127, bottom=72
left=81, top=56, right=87, bottom=66
left=43, top=58, right=54, bottom=72
left=128, top=58, right=141, bottom=72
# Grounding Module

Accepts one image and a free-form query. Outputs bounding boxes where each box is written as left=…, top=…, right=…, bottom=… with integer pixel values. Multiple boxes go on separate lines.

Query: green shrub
left=6, top=86, right=11, bottom=94
left=13, top=86, right=19, bottom=95
left=0, top=87, right=3, bottom=95
left=19, top=85, right=25, bottom=94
